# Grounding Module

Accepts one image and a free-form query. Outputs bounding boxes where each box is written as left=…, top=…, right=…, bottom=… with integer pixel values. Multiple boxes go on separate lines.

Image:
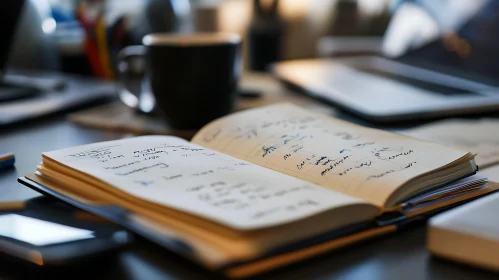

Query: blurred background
left=10, top=0, right=392, bottom=76
left=6, top=0, right=499, bottom=133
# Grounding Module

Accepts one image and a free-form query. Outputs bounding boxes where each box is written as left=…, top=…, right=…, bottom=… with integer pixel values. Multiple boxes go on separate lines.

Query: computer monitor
left=0, top=1, right=25, bottom=76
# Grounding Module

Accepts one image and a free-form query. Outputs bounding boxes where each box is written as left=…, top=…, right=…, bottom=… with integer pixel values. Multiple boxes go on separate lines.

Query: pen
left=0, top=153, right=15, bottom=169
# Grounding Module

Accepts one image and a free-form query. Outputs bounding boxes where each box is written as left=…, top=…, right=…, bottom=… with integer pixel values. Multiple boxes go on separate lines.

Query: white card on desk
left=428, top=192, right=499, bottom=271
left=480, top=165, right=499, bottom=182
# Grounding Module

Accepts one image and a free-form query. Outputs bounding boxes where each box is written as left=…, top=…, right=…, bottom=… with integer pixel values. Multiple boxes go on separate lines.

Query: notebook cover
left=17, top=176, right=497, bottom=278
left=17, top=176, right=395, bottom=273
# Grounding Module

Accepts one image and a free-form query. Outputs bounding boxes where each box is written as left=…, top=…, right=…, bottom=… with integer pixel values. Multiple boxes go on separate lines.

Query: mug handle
left=117, top=45, right=155, bottom=114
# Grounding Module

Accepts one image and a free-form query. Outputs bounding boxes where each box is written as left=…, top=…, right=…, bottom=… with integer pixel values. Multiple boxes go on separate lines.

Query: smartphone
left=0, top=213, right=130, bottom=266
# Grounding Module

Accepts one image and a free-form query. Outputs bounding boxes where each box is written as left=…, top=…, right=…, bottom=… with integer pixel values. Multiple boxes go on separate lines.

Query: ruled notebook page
left=42, top=136, right=365, bottom=231
left=192, top=103, right=469, bottom=207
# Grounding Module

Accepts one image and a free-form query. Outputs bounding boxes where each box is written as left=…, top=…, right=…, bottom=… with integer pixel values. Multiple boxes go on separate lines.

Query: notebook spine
left=374, top=211, right=406, bottom=227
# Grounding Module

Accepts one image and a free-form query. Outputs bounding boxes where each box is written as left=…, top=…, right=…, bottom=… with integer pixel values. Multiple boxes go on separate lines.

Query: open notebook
left=20, top=103, right=496, bottom=278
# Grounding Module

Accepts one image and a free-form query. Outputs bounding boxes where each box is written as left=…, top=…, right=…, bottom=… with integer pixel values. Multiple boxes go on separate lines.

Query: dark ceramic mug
left=117, top=33, right=242, bottom=129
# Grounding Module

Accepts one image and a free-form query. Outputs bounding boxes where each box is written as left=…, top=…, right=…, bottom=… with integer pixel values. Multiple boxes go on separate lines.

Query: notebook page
left=42, top=136, right=365, bottom=231
left=403, top=119, right=499, bottom=168
left=192, top=103, right=469, bottom=206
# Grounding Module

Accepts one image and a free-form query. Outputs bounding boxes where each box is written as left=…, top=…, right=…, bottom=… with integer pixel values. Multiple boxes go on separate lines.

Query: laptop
left=0, top=0, right=114, bottom=127
left=272, top=0, right=499, bottom=122
left=0, top=1, right=42, bottom=103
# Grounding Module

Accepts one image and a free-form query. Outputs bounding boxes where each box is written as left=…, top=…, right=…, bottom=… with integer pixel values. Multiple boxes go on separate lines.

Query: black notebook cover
left=18, top=176, right=495, bottom=277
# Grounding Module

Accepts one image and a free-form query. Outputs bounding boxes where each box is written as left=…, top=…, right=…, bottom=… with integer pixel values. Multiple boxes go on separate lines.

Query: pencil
left=0, top=153, right=15, bottom=169
left=95, top=13, right=114, bottom=80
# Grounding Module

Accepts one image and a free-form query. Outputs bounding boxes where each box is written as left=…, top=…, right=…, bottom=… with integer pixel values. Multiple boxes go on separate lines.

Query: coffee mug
left=117, top=32, right=242, bottom=129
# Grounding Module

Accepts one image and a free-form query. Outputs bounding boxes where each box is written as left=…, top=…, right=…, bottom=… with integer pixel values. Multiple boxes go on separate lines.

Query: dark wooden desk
left=1, top=75, right=498, bottom=279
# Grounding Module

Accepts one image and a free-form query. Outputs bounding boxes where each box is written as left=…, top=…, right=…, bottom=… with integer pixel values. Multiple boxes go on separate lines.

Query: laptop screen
left=383, top=0, right=499, bottom=83
left=0, top=1, right=25, bottom=75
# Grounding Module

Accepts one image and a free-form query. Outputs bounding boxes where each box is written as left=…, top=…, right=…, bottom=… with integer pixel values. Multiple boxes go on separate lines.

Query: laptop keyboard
left=0, top=82, right=41, bottom=103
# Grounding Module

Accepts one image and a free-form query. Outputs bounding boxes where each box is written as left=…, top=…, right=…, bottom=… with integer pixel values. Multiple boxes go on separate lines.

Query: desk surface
left=0, top=73, right=498, bottom=279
